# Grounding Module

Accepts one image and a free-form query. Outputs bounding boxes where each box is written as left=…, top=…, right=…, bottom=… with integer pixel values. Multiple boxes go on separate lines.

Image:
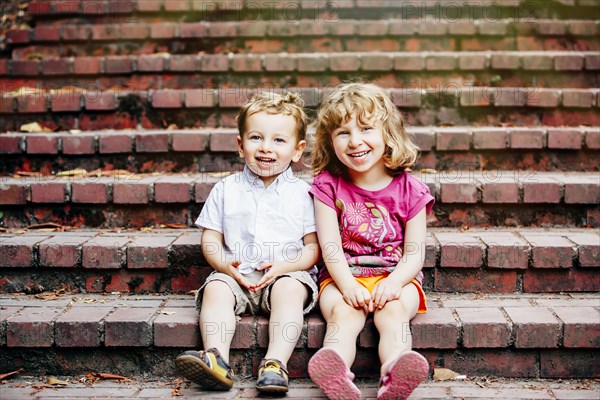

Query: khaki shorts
left=195, top=270, right=318, bottom=316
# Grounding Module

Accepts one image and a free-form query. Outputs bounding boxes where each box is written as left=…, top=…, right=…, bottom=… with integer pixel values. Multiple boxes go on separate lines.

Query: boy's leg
left=319, top=283, right=368, bottom=367
left=373, top=283, right=420, bottom=373
left=199, top=280, right=237, bottom=363
left=264, top=276, right=308, bottom=364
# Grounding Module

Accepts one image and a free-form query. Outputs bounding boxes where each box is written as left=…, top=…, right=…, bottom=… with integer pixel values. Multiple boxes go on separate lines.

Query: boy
left=175, top=92, right=320, bottom=394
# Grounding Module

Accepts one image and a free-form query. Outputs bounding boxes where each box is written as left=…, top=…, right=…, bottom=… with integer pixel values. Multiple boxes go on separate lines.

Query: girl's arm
left=314, top=198, right=372, bottom=311
left=252, top=232, right=321, bottom=290
left=201, top=228, right=251, bottom=290
left=370, top=208, right=427, bottom=311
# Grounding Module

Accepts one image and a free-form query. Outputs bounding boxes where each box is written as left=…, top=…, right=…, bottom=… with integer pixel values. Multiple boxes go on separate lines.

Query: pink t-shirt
left=309, top=170, right=434, bottom=283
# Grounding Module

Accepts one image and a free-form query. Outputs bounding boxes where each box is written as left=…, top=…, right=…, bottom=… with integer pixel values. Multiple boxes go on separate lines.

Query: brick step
left=1, top=292, right=598, bottom=378
left=24, top=0, right=600, bottom=21
left=6, top=20, right=600, bottom=57
left=1, top=87, right=599, bottom=132
left=1, top=171, right=598, bottom=228
left=0, top=228, right=598, bottom=294
left=1, top=127, right=599, bottom=174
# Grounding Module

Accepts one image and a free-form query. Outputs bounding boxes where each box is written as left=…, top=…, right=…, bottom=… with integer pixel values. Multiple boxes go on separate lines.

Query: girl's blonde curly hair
left=236, top=91, right=308, bottom=142
left=310, top=83, right=418, bottom=176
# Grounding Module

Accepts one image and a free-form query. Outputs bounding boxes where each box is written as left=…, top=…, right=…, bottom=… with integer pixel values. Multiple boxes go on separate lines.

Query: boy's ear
left=292, top=140, right=307, bottom=162
left=237, top=135, right=244, bottom=158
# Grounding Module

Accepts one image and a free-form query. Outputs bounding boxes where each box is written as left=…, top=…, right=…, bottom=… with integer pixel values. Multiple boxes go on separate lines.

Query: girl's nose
left=348, top=132, right=361, bottom=147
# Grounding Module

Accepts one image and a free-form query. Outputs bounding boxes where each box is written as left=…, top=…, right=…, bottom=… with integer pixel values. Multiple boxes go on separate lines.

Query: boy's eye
left=249, top=135, right=261, bottom=140
left=274, top=138, right=286, bottom=143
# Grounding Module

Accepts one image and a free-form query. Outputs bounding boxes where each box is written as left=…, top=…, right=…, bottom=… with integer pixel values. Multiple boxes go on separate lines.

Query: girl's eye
left=336, top=130, right=349, bottom=136
left=362, top=126, right=373, bottom=132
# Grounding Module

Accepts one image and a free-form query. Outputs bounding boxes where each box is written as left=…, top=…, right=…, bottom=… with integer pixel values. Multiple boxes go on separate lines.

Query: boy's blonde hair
left=310, top=83, right=419, bottom=175
left=236, top=92, right=308, bottom=142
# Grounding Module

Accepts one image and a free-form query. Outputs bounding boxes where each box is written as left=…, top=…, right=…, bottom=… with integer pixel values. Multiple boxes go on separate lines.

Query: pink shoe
left=377, top=351, right=429, bottom=400
left=308, top=348, right=361, bottom=400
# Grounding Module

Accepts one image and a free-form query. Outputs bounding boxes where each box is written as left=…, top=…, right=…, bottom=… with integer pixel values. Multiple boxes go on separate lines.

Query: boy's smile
left=238, top=111, right=306, bottom=187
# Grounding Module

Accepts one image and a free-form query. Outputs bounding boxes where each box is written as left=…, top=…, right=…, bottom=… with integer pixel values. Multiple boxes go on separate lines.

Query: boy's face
left=237, top=111, right=306, bottom=187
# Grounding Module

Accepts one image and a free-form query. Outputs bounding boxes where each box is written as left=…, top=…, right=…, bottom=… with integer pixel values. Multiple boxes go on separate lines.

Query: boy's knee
left=203, top=280, right=234, bottom=300
left=271, top=276, right=304, bottom=295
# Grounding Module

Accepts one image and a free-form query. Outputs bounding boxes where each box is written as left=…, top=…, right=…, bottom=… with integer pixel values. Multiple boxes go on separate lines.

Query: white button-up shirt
left=195, top=166, right=317, bottom=277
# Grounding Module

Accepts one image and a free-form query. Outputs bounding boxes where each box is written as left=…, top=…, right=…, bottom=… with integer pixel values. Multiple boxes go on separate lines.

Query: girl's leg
left=373, top=283, right=420, bottom=374
left=320, top=283, right=368, bottom=367
left=199, top=280, right=237, bottom=363
left=265, top=277, right=308, bottom=364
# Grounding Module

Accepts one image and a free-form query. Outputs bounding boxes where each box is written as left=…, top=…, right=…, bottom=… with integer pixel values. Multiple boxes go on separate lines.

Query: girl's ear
left=237, top=135, right=244, bottom=158
left=292, top=140, right=307, bottom=162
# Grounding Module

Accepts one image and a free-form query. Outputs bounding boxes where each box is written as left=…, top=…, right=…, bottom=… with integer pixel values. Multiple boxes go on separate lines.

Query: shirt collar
left=242, top=165, right=295, bottom=194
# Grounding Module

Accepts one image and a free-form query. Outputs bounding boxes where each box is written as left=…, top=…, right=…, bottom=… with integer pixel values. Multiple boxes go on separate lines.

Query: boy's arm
left=252, top=232, right=320, bottom=290
left=201, top=228, right=251, bottom=290
left=314, top=198, right=372, bottom=312
left=370, top=208, right=427, bottom=311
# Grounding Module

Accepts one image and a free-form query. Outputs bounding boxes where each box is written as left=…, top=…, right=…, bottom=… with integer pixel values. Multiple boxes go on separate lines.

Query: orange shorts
left=319, top=275, right=427, bottom=314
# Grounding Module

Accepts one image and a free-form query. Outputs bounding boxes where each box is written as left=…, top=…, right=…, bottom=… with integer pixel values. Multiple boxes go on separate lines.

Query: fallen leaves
left=47, top=376, right=68, bottom=386
left=433, top=368, right=467, bottom=382
left=20, top=122, right=53, bottom=133
left=33, top=289, right=66, bottom=301
left=0, top=368, right=23, bottom=381
left=81, top=372, right=133, bottom=384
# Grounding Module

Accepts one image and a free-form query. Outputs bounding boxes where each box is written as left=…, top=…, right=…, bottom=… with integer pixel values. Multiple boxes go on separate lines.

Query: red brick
left=460, top=87, right=492, bottom=107
left=153, top=307, right=199, bottom=347
left=6, top=308, right=61, bottom=347
left=297, top=55, right=328, bottom=72
left=541, top=350, right=599, bottom=378
left=510, top=129, right=545, bottom=149
left=29, top=1, right=52, bottom=14
left=522, top=54, right=553, bottom=70
left=585, top=129, right=600, bottom=149
left=357, top=20, right=388, bottom=36
left=119, top=23, right=148, bottom=39
left=523, top=269, right=599, bottom=292
left=562, top=90, right=594, bottom=108
left=481, top=179, right=519, bottom=204
left=170, top=266, right=210, bottom=292
left=71, top=181, right=109, bottom=203
left=73, top=57, right=101, bottom=74
left=152, top=90, right=182, bottom=108
left=179, top=22, right=207, bottom=38
left=528, top=88, right=560, bottom=107
left=494, top=88, right=528, bottom=106
left=326, top=54, right=359, bottom=72
left=17, top=94, right=47, bottom=113
left=91, top=24, right=120, bottom=40
left=329, top=21, right=356, bottom=35
left=82, top=236, right=129, bottom=269
left=172, top=131, right=208, bottom=151
left=390, top=89, right=421, bottom=107
left=105, top=56, right=132, bottom=74
left=478, top=21, right=508, bottom=36
left=297, top=21, right=329, bottom=36
left=568, top=21, right=598, bottom=36
left=0, top=94, right=14, bottom=114
left=521, top=234, right=575, bottom=268
left=307, top=313, right=326, bottom=348
left=237, top=21, right=267, bottom=36
left=491, top=53, right=520, bottom=69
left=0, top=235, right=49, bottom=267
left=553, top=307, right=600, bottom=348
left=105, top=308, right=155, bottom=346
left=154, top=178, right=191, bottom=203
left=445, top=351, right=537, bottom=378
left=113, top=180, right=152, bottom=204
left=41, top=59, right=69, bottom=76
left=137, top=0, right=162, bottom=11
left=210, top=131, right=238, bottom=151
left=0, top=135, right=22, bottom=154
left=127, top=236, right=175, bottom=269
left=231, top=315, right=256, bottom=348
left=472, top=129, right=507, bottom=149
left=408, top=129, right=434, bottom=151
left=195, top=181, right=215, bottom=203
left=136, top=132, right=169, bottom=152
left=51, top=92, right=82, bottom=112
left=585, top=54, right=600, bottom=70
left=199, top=55, right=229, bottom=72
left=555, top=55, right=584, bottom=71
left=547, top=128, right=582, bottom=149
left=361, top=54, right=393, bottom=71
left=39, top=235, right=89, bottom=267
left=137, top=55, right=165, bottom=72
left=436, top=232, right=484, bottom=268
left=82, top=0, right=107, bottom=14
left=55, top=307, right=110, bottom=347
left=61, top=25, right=89, bottom=41
left=456, top=308, right=510, bottom=348
left=0, top=307, right=22, bottom=346
left=434, top=268, right=517, bottom=293
left=12, top=60, right=40, bottom=76
left=411, top=308, right=458, bottom=349
left=477, top=232, right=529, bottom=269
left=99, top=133, right=133, bottom=153
left=564, top=176, right=599, bottom=204
left=85, top=92, right=117, bottom=110
left=151, top=24, right=176, bottom=39
left=440, top=180, right=478, bottom=204
left=567, top=232, right=599, bottom=267
left=169, top=55, right=198, bottom=71
left=0, top=182, right=27, bottom=206
left=523, top=177, right=561, bottom=204
left=31, top=182, right=65, bottom=203
left=426, top=54, right=456, bottom=70
left=27, top=135, right=58, bottom=154
left=537, top=21, right=566, bottom=35
left=267, top=21, right=298, bottom=37
left=231, top=55, right=262, bottom=72
left=164, top=0, right=190, bottom=11
left=184, top=89, right=218, bottom=108
left=264, top=55, right=296, bottom=71
left=62, top=134, right=95, bottom=154
left=435, top=129, right=470, bottom=151
left=207, top=22, right=236, bottom=37
left=448, top=21, right=476, bottom=35
left=418, top=21, right=446, bottom=35
left=505, top=307, right=561, bottom=348
left=459, top=54, right=487, bottom=70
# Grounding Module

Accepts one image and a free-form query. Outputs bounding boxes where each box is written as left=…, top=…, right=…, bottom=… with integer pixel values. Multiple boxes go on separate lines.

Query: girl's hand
left=370, top=277, right=403, bottom=312
left=225, top=261, right=252, bottom=291
left=252, top=261, right=283, bottom=291
left=341, top=284, right=372, bottom=313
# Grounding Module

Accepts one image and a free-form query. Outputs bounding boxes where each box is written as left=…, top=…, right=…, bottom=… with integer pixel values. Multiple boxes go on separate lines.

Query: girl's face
left=331, top=111, right=388, bottom=182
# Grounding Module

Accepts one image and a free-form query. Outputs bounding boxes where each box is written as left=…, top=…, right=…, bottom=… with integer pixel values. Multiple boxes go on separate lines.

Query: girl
left=307, top=83, right=434, bottom=400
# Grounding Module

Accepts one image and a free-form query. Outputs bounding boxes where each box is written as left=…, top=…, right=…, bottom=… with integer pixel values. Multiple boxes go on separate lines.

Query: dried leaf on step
left=56, top=168, right=89, bottom=177
left=140, top=227, right=153, bottom=232
left=433, top=368, right=460, bottom=381
left=172, top=387, right=183, bottom=396
left=47, top=376, right=68, bottom=386
left=94, top=373, right=132, bottom=381
left=420, top=168, right=437, bottom=174
left=20, top=122, right=52, bottom=133
left=161, top=311, right=176, bottom=315
left=0, top=368, right=23, bottom=381
left=160, top=223, right=188, bottom=229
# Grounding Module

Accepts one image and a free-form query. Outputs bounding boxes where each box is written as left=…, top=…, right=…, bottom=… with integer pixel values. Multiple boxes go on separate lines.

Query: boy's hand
left=252, top=261, right=283, bottom=291
left=370, top=277, right=402, bottom=312
left=341, top=284, right=372, bottom=313
left=225, top=261, right=252, bottom=291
